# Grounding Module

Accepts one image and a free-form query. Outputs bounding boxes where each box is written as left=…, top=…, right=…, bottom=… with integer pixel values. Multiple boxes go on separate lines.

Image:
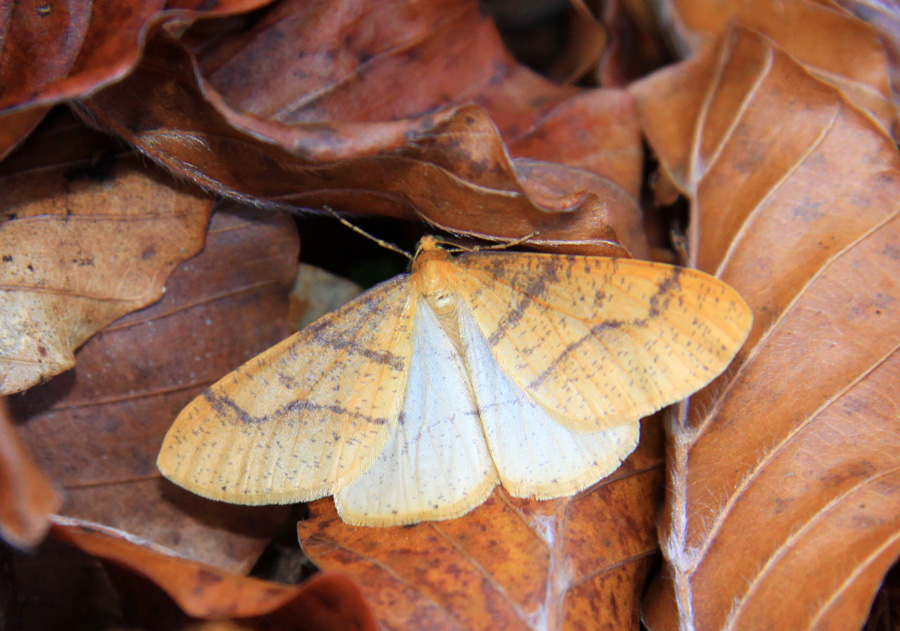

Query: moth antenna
left=475, top=232, right=540, bottom=251
left=323, top=206, right=413, bottom=261
left=435, top=232, right=542, bottom=254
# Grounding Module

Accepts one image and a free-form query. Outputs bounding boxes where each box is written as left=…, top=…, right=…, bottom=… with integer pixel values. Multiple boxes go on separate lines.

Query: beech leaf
left=50, top=515, right=376, bottom=630
left=11, top=203, right=299, bottom=570
left=651, top=0, right=896, bottom=136
left=76, top=0, right=647, bottom=256
left=632, top=25, right=900, bottom=631
left=296, top=421, right=664, bottom=630
left=0, top=0, right=276, bottom=158
left=0, top=113, right=212, bottom=395
left=0, top=397, right=61, bottom=548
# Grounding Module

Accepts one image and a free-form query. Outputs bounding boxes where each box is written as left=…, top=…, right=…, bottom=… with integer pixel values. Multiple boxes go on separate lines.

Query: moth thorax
left=421, top=280, right=459, bottom=317
left=414, top=247, right=459, bottom=317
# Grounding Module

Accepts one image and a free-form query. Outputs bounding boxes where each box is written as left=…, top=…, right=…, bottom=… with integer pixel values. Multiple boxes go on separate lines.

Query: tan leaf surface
left=0, top=113, right=212, bottom=394
left=11, top=204, right=299, bottom=571
left=0, top=397, right=61, bottom=549
left=289, top=264, right=362, bottom=331
left=0, top=0, right=275, bottom=158
left=77, top=0, right=646, bottom=256
left=50, top=516, right=376, bottom=630
left=296, top=421, right=664, bottom=631
left=652, top=0, right=896, bottom=136
left=632, top=25, right=900, bottom=631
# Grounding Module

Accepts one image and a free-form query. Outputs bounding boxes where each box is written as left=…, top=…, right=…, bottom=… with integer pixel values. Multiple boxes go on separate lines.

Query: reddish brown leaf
left=632, top=25, right=900, bottom=631
left=50, top=515, right=376, bottom=631
left=507, top=90, right=643, bottom=218
left=0, top=112, right=212, bottom=394
left=651, top=0, right=896, bottom=135
left=543, top=0, right=607, bottom=85
left=0, top=397, right=61, bottom=548
left=0, top=0, right=275, bottom=158
left=11, top=203, right=299, bottom=571
left=77, top=0, right=647, bottom=256
left=597, top=0, right=671, bottom=87
left=297, top=420, right=664, bottom=631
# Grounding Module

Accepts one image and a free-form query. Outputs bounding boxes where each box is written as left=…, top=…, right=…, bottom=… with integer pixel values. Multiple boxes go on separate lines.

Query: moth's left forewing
left=158, top=277, right=415, bottom=504
left=452, top=251, right=752, bottom=431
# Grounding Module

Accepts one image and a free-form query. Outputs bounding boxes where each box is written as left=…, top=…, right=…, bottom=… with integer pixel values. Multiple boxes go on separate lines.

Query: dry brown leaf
left=632, top=25, right=900, bottom=631
left=0, top=0, right=276, bottom=158
left=76, top=0, right=647, bottom=256
left=10, top=203, right=299, bottom=571
left=296, top=420, right=664, bottom=630
left=597, top=0, right=671, bottom=87
left=832, top=1, right=900, bottom=138
left=544, top=0, right=607, bottom=85
left=0, top=113, right=212, bottom=395
left=650, top=0, right=896, bottom=135
left=0, top=397, right=61, bottom=548
left=50, top=515, right=376, bottom=631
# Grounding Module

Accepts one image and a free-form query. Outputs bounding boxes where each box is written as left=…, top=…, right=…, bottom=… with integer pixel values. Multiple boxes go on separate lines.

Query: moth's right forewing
left=157, top=276, right=414, bottom=505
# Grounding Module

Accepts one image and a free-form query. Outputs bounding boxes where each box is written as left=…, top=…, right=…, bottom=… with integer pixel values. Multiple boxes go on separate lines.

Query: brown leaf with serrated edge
left=50, top=515, right=376, bottom=631
left=0, top=112, right=212, bottom=395
left=632, top=25, right=900, bottom=631
left=296, top=420, right=663, bottom=631
left=77, top=0, right=646, bottom=257
left=0, top=397, right=60, bottom=548
left=0, top=0, right=276, bottom=158
left=651, top=0, right=896, bottom=136
left=11, top=203, right=298, bottom=571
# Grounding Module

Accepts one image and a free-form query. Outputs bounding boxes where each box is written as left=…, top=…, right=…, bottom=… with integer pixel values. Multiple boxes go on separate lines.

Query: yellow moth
left=158, top=237, right=752, bottom=526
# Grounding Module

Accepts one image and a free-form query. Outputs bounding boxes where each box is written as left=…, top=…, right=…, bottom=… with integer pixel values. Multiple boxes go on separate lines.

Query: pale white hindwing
left=335, top=301, right=500, bottom=526
left=458, top=307, right=640, bottom=499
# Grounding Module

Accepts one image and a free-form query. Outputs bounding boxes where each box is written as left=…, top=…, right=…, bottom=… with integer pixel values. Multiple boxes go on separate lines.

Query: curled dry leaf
left=77, top=0, right=647, bottom=256
left=632, top=26, right=900, bottom=631
left=0, top=0, right=276, bottom=158
left=0, top=113, right=212, bottom=395
left=650, top=0, right=896, bottom=135
left=540, top=0, right=607, bottom=85
left=0, top=397, right=61, bottom=548
left=297, top=421, right=664, bottom=631
left=50, top=515, right=376, bottom=631
left=597, top=0, right=671, bottom=88
left=11, top=203, right=299, bottom=571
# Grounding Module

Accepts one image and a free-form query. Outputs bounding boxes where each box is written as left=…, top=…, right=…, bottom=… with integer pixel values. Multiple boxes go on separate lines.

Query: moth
left=158, top=237, right=752, bottom=526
